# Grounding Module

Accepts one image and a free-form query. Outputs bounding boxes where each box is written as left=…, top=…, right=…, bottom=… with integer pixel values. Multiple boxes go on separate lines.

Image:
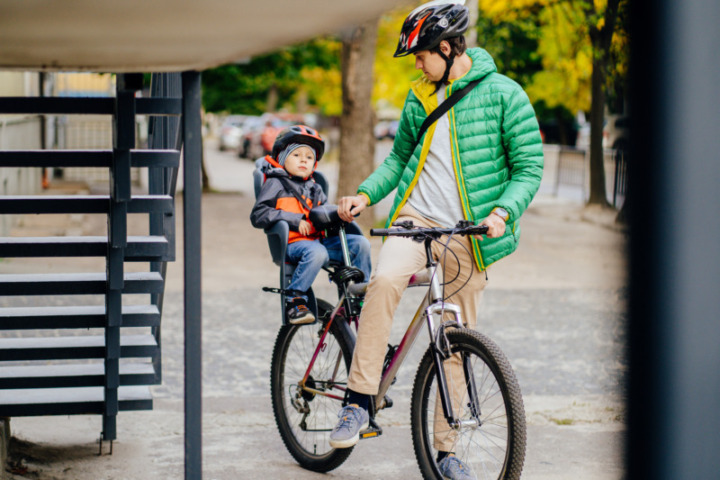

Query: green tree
left=478, top=0, right=628, bottom=206
left=372, top=4, right=423, bottom=112
left=201, top=38, right=340, bottom=115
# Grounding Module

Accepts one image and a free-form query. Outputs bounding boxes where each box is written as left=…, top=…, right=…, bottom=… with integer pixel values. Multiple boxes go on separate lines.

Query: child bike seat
left=253, top=157, right=363, bottom=324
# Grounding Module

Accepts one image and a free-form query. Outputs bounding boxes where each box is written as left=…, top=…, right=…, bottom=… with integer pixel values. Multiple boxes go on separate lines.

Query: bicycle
left=266, top=207, right=526, bottom=479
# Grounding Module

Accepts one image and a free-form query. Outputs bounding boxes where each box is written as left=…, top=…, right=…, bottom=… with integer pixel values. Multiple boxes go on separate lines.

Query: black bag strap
left=277, top=176, right=314, bottom=217
left=414, top=78, right=482, bottom=147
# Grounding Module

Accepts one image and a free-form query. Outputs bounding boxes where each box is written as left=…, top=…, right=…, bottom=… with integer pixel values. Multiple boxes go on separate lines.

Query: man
left=332, top=1, right=543, bottom=477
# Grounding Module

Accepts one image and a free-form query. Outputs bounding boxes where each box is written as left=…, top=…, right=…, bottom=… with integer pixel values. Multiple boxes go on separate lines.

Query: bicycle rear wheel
left=411, top=328, right=526, bottom=480
left=270, top=299, right=356, bottom=472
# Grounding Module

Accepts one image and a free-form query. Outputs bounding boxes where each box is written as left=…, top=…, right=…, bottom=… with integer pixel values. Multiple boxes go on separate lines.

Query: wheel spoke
left=411, top=329, right=526, bottom=480
left=271, top=316, right=355, bottom=472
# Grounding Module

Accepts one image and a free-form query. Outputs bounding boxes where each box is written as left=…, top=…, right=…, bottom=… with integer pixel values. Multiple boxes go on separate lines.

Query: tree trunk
left=466, top=0, right=479, bottom=48
left=587, top=51, right=609, bottom=205
left=586, top=0, right=620, bottom=207
left=339, top=19, right=378, bottom=230
left=266, top=83, right=278, bottom=112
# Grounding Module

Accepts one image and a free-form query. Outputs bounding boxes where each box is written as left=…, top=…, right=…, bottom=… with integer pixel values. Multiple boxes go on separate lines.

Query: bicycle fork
left=426, top=300, right=483, bottom=430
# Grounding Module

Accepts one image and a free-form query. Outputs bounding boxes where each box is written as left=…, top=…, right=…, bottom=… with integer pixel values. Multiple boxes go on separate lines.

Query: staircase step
left=0, top=334, right=158, bottom=361
left=0, top=304, right=160, bottom=330
left=0, top=96, right=114, bottom=115
left=0, top=149, right=179, bottom=168
left=0, top=195, right=174, bottom=214
left=0, top=363, right=156, bottom=389
left=0, top=96, right=181, bottom=116
left=0, top=150, right=111, bottom=168
left=0, top=386, right=153, bottom=416
left=0, top=271, right=164, bottom=296
left=0, top=235, right=169, bottom=260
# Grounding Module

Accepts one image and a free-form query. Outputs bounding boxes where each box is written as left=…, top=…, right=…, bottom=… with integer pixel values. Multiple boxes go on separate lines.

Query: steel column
left=181, top=70, right=203, bottom=480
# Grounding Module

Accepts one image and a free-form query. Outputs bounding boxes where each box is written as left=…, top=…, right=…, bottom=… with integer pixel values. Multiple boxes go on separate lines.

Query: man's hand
left=298, top=219, right=313, bottom=236
left=477, top=213, right=506, bottom=241
left=338, top=195, right=369, bottom=222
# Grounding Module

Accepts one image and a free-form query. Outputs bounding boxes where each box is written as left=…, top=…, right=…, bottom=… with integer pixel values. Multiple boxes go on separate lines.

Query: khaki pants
left=347, top=205, right=488, bottom=452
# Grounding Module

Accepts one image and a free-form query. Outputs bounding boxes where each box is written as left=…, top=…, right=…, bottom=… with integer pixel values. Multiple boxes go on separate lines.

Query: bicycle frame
left=296, top=223, right=359, bottom=402
left=298, top=296, right=352, bottom=402
left=374, top=236, right=471, bottom=428
left=296, top=227, right=481, bottom=428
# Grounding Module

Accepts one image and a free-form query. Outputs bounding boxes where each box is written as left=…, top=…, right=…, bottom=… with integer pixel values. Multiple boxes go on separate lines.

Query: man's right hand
left=338, top=195, right=369, bottom=222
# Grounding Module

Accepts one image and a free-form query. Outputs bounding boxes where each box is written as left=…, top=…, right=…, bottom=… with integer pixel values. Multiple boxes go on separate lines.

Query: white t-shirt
left=407, top=88, right=465, bottom=227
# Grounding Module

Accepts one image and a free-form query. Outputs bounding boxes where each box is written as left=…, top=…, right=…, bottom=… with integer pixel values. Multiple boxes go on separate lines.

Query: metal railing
left=547, top=144, right=628, bottom=208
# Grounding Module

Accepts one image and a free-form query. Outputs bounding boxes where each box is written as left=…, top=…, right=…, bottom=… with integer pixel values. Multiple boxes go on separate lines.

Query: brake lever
left=392, top=220, right=415, bottom=229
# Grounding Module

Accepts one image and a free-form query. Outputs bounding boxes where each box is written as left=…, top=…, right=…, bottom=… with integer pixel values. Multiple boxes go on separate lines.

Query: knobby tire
left=410, top=328, right=526, bottom=480
left=270, top=299, right=356, bottom=472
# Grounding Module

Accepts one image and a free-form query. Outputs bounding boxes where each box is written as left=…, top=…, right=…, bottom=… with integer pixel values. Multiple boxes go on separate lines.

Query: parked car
left=374, top=120, right=391, bottom=139
left=240, top=112, right=307, bottom=160
left=538, top=117, right=578, bottom=146
left=387, top=120, right=399, bottom=139
left=374, top=120, right=399, bottom=140
left=604, top=114, right=629, bottom=151
left=238, top=115, right=266, bottom=159
left=218, top=115, right=248, bottom=151
left=575, top=114, right=629, bottom=151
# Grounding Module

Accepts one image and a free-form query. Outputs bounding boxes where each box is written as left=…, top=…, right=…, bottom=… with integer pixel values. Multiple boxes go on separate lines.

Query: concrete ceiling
left=0, top=0, right=411, bottom=72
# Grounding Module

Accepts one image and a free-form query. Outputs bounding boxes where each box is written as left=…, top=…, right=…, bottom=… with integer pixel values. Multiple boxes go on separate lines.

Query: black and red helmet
left=394, top=1, right=469, bottom=57
left=271, top=125, right=325, bottom=162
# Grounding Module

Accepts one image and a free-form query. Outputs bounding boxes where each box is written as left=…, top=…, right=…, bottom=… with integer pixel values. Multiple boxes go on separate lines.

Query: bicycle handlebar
left=370, top=221, right=489, bottom=239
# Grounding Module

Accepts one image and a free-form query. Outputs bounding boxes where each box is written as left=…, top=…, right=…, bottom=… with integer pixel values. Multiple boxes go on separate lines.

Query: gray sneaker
left=328, top=405, right=369, bottom=449
left=438, top=454, right=474, bottom=480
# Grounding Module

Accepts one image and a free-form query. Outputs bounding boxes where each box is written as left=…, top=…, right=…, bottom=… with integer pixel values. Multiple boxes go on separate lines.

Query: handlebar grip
left=370, top=228, right=391, bottom=237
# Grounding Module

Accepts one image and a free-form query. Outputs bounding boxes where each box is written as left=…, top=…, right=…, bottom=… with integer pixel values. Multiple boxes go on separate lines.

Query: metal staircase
left=0, top=73, right=182, bottom=442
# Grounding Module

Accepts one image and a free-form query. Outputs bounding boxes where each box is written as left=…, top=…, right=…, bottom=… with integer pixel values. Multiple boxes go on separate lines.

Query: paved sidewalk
left=4, top=140, right=628, bottom=479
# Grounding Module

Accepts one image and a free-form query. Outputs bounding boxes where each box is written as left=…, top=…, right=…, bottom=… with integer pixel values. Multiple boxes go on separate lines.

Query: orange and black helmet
left=394, top=1, right=469, bottom=57
left=271, top=125, right=325, bottom=162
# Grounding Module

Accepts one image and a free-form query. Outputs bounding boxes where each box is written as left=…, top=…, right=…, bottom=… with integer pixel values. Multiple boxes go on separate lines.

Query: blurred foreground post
left=627, top=0, right=720, bottom=478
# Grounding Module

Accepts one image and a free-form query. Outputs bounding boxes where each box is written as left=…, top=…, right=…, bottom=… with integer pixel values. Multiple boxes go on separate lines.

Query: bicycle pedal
left=376, top=394, right=394, bottom=411
left=359, top=418, right=383, bottom=440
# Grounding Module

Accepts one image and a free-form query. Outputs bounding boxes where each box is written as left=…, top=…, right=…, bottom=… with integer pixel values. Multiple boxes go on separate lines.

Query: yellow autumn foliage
left=372, top=2, right=424, bottom=113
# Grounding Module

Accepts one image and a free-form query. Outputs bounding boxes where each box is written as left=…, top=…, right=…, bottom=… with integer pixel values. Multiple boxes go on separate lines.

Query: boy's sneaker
left=286, top=297, right=315, bottom=325
left=438, top=454, right=474, bottom=480
left=328, top=405, right=369, bottom=449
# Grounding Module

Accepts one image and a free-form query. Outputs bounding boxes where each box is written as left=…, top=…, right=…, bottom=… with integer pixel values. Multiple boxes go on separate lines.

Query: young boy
left=250, top=125, right=372, bottom=324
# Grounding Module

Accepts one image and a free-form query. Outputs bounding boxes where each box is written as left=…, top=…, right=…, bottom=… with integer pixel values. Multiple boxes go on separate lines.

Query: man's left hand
left=477, top=214, right=506, bottom=240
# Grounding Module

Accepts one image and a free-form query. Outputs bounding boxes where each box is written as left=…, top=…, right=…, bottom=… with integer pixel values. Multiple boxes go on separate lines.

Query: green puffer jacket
left=358, top=47, right=544, bottom=271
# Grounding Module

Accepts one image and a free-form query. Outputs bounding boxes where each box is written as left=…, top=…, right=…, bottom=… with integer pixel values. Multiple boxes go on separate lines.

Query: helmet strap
left=432, top=49, right=454, bottom=94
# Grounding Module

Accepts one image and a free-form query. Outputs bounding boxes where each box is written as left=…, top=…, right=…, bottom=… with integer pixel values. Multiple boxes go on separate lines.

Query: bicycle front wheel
left=270, top=300, right=355, bottom=472
left=411, top=328, right=526, bottom=480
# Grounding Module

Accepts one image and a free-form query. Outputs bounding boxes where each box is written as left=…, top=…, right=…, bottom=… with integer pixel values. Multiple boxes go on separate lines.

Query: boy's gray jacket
left=357, top=47, right=544, bottom=271
left=250, top=164, right=327, bottom=243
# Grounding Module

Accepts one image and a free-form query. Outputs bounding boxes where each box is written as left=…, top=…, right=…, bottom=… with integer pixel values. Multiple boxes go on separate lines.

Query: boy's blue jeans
left=285, top=234, right=371, bottom=300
